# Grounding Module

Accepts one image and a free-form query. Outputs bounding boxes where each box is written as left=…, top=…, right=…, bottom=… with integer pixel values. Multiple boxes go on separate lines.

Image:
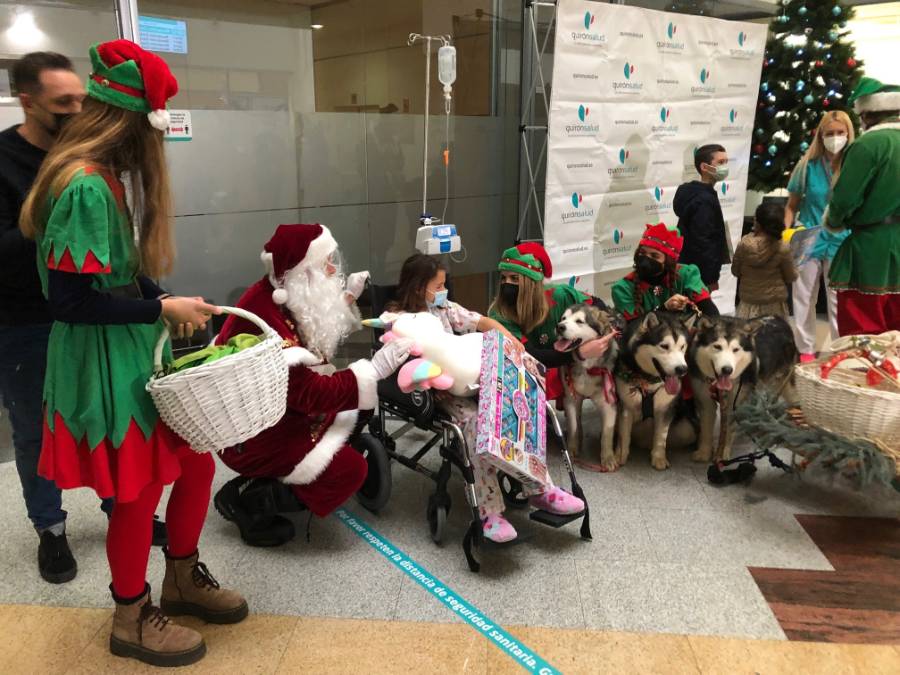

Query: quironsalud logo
left=647, top=185, right=673, bottom=214
left=565, top=104, right=599, bottom=136
left=609, top=147, right=638, bottom=178
left=657, top=21, right=684, bottom=51
left=572, top=11, right=606, bottom=44
left=721, top=108, right=744, bottom=136
left=562, top=192, right=594, bottom=223
left=603, top=227, right=630, bottom=256
left=721, top=182, right=730, bottom=195
left=719, top=181, right=737, bottom=205
left=692, top=67, right=715, bottom=95
left=612, top=61, right=642, bottom=94
left=651, top=106, right=678, bottom=136
left=730, top=30, right=755, bottom=57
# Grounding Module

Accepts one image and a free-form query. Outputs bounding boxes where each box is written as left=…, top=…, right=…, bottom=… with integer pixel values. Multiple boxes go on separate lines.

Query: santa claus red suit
left=214, top=224, right=409, bottom=544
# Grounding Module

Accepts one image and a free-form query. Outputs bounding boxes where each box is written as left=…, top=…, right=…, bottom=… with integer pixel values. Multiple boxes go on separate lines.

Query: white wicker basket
left=795, top=361, right=900, bottom=450
left=146, top=306, right=288, bottom=453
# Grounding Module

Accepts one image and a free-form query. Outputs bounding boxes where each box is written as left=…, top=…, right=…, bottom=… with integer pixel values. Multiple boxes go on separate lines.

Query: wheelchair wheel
left=498, top=472, right=529, bottom=509
left=355, top=433, right=392, bottom=513
left=427, top=494, right=450, bottom=544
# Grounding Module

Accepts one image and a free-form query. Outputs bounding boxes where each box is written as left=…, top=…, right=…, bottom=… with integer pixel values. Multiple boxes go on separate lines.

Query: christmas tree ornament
left=823, top=98, right=830, bottom=107
left=832, top=6, right=842, bottom=16
left=803, top=94, right=814, bottom=104
left=828, top=30, right=838, bottom=41
left=765, top=105, right=777, bottom=117
left=796, top=80, right=806, bottom=91
left=768, top=144, right=778, bottom=155
left=815, top=60, right=824, bottom=67
left=761, top=82, right=769, bottom=91
left=754, top=144, right=765, bottom=154
left=804, top=27, right=813, bottom=35
left=847, top=57, right=856, bottom=67
left=798, top=6, right=808, bottom=16
left=800, top=141, right=810, bottom=151
left=755, top=127, right=765, bottom=137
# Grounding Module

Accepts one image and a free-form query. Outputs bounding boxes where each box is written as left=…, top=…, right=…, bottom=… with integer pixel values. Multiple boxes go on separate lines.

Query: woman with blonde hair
left=21, top=40, right=245, bottom=667
left=785, top=110, right=855, bottom=361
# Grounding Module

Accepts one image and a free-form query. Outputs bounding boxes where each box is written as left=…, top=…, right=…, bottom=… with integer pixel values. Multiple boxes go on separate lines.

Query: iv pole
left=408, top=33, right=451, bottom=222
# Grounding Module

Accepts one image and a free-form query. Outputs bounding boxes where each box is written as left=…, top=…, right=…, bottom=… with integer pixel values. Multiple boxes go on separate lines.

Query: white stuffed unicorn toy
left=362, top=312, right=483, bottom=398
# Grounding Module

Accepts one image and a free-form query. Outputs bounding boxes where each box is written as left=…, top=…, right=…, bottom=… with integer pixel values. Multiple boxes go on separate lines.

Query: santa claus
left=213, top=224, right=411, bottom=545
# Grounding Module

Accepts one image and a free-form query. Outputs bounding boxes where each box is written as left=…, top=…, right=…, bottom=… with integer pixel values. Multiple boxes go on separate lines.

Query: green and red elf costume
left=489, top=242, right=600, bottom=400
left=611, top=223, right=716, bottom=321
left=37, top=41, right=184, bottom=503
left=826, top=77, right=900, bottom=335
left=32, top=42, right=246, bottom=655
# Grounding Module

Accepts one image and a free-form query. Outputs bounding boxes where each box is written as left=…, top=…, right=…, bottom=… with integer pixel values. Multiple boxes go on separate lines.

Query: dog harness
left=615, top=364, right=662, bottom=420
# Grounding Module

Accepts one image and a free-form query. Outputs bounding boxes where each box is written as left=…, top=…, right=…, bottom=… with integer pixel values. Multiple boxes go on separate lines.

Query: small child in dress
left=732, top=203, right=798, bottom=319
left=389, top=254, right=584, bottom=543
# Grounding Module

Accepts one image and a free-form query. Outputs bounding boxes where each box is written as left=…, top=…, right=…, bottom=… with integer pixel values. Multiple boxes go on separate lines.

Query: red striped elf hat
left=86, top=39, right=178, bottom=131
left=639, top=223, right=683, bottom=259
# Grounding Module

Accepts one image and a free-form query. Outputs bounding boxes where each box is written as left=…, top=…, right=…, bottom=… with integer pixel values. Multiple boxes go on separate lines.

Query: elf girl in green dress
left=20, top=40, right=244, bottom=668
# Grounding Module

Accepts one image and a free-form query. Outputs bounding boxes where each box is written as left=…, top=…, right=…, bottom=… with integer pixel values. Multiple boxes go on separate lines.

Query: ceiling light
left=311, top=24, right=324, bottom=30
left=6, top=11, right=44, bottom=48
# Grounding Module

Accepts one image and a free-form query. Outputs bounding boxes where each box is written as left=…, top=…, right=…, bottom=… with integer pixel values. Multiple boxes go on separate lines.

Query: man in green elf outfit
left=825, top=77, right=900, bottom=335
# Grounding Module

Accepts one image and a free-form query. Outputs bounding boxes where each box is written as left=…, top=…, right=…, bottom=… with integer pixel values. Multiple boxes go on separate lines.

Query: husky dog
left=615, top=312, right=690, bottom=471
left=689, top=315, right=798, bottom=463
left=554, top=303, right=621, bottom=471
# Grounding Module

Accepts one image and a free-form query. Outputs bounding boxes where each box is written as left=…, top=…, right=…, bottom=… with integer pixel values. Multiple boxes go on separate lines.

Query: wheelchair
left=357, top=283, right=592, bottom=572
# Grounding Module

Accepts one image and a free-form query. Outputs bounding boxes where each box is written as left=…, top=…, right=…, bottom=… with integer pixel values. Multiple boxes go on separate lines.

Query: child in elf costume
left=388, top=253, right=584, bottom=543
left=611, top=223, right=719, bottom=320
left=488, top=243, right=611, bottom=401
left=19, top=40, right=245, bottom=668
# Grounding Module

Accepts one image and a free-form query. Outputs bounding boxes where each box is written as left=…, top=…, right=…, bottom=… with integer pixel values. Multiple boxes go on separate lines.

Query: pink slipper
left=799, top=353, right=816, bottom=364
left=529, top=487, right=584, bottom=515
left=482, top=514, right=517, bottom=543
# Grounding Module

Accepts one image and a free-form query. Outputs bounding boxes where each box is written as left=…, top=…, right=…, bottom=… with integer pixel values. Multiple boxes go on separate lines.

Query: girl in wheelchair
left=388, top=254, right=585, bottom=543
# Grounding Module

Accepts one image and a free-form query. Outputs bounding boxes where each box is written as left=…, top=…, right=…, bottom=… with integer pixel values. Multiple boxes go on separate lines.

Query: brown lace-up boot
left=160, top=549, right=249, bottom=624
left=110, top=584, right=206, bottom=667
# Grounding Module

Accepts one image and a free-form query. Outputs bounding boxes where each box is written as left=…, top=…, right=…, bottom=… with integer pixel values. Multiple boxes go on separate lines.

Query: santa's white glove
left=370, top=338, right=414, bottom=380
left=345, top=271, right=370, bottom=301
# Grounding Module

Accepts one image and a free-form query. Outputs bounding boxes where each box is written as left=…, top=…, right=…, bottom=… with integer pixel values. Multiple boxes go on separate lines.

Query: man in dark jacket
left=673, top=144, right=729, bottom=291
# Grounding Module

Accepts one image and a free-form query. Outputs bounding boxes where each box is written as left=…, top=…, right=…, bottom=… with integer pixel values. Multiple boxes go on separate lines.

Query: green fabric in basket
left=169, top=334, right=262, bottom=374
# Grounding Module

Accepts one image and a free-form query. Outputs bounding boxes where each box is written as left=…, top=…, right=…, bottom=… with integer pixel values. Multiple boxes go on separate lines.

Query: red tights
left=107, top=447, right=215, bottom=598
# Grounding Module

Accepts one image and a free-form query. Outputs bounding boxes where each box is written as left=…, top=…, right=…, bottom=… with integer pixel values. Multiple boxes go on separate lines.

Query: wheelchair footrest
left=529, top=509, right=585, bottom=528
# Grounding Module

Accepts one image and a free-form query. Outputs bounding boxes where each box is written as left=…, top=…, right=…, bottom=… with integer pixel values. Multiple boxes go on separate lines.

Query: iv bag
left=438, top=45, right=456, bottom=86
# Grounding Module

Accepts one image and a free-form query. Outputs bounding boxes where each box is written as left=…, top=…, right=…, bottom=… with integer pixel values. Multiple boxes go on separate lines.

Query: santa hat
left=498, top=242, right=553, bottom=282
left=850, top=77, right=900, bottom=114
left=261, top=224, right=338, bottom=305
left=86, top=40, right=178, bottom=131
left=639, top=223, right=683, bottom=260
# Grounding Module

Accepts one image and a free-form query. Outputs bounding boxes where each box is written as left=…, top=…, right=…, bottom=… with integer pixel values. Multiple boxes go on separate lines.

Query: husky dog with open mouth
left=555, top=303, right=621, bottom=471
left=689, top=315, right=798, bottom=462
left=615, top=311, right=690, bottom=470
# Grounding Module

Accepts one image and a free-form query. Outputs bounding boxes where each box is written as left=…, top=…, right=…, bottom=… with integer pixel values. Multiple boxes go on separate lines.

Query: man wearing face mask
left=673, top=144, right=730, bottom=292
left=825, top=78, right=900, bottom=335
left=612, top=223, right=719, bottom=321
left=0, top=52, right=127, bottom=584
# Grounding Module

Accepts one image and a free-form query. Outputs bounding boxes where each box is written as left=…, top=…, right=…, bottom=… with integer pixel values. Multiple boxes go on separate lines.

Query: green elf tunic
left=827, top=121, right=900, bottom=295
left=611, top=263, right=710, bottom=320
left=36, top=167, right=187, bottom=503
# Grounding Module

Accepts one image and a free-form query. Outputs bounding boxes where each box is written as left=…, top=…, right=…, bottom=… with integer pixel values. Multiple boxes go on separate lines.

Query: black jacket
left=673, top=180, right=728, bottom=286
left=0, top=125, right=50, bottom=324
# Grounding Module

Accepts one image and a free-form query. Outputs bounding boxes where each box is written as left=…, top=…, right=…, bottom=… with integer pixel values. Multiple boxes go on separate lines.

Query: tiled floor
left=3, top=604, right=900, bottom=674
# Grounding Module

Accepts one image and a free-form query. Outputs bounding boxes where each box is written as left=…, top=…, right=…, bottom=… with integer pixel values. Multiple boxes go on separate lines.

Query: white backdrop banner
left=545, top=0, right=766, bottom=308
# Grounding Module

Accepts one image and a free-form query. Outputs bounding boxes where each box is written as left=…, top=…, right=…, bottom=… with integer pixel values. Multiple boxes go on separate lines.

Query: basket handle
left=153, top=305, right=282, bottom=374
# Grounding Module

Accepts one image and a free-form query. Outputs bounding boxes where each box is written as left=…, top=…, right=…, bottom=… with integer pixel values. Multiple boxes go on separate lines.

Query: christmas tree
left=748, top=0, right=863, bottom=193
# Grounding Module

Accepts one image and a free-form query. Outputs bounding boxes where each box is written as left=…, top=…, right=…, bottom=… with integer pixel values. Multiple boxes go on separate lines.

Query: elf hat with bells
left=87, top=39, right=178, bottom=131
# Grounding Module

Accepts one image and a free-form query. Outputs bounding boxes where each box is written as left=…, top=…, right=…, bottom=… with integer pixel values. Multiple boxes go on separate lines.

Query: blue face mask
left=428, top=289, right=448, bottom=308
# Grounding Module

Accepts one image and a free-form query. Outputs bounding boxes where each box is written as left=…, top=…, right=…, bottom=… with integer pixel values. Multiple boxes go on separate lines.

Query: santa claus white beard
left=283, top=266, right=360, bottom=361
